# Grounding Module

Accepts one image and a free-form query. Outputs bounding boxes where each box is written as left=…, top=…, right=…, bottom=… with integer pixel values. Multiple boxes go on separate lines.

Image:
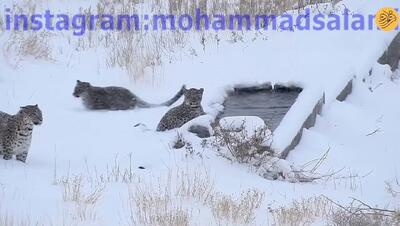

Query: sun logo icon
left=375, top=7, right=399, bottom=32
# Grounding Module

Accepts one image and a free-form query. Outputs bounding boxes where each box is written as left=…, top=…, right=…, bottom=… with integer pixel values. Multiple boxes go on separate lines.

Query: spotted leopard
left=73, top=80, right=185, bottom=110
left=0, top=105, right=43, bottom=162
left=157, top=88, right=205, bottom=131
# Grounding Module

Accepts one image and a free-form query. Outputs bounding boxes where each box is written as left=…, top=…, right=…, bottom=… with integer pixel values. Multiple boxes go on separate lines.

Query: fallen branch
left=323, top=195, right=399, bottom=220
left=366, top=128, right=381, bottom=136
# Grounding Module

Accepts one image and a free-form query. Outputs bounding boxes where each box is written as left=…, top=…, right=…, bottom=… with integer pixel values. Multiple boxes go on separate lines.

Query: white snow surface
left=1, top=0, right=400, bottom=225
left=219, top=116, right=266, bottom=131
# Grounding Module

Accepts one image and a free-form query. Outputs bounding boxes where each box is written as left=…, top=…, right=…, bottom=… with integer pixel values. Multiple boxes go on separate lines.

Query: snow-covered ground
left=1, top=0, right=400, bottom=225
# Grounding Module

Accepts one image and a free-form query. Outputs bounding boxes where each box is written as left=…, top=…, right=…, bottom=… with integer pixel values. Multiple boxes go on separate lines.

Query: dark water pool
left=219, top=88, right=301, bottom=131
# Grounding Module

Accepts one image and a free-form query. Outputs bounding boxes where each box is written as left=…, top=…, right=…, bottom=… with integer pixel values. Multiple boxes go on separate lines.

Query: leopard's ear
left=77, top=80, right=82, bottom=83
left=199, top=88, right=204, bottom=94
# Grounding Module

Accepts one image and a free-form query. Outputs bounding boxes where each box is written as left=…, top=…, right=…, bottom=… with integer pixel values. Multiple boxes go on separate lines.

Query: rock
left=188, top=125, right=211, bottom=138
left=378, top=32, right=400, bottom=71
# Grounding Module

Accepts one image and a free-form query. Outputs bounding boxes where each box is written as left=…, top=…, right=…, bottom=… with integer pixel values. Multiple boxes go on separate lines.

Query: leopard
left=73, top=80, right=186, bottom=110
left=157, top=88, right=205, bottom=131
left=0, top=105, right=43, bottom=163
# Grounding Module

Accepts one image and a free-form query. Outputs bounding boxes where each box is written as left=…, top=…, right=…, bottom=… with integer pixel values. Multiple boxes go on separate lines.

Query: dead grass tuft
left=210, top=189, right=265, bottom=225
left=211, top=123, right=274, bottom=164
left=270, top=196, right=331, bottom=225
left=4, top=32, right=53, bottom=67
left=60, top=175, right=105, bottom=222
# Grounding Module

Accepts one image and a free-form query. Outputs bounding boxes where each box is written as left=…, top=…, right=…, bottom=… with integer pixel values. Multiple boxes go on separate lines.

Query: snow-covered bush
left=207, top=116, right=322, bottom=182
left=211, top=117, right=274, bottom=164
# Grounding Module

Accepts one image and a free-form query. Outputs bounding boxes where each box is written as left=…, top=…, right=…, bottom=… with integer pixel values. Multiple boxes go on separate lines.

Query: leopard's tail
left=136, top=85, right=186, bottom=108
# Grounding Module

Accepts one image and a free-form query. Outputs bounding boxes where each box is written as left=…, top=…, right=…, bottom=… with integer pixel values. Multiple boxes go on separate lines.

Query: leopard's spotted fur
left=0, top=105, right=43, bottom=162
left=157, top=88, right=205, bottom=131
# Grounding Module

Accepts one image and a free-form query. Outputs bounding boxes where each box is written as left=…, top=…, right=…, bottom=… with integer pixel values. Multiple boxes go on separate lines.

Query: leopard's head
left=20, top=105, right=43, bottom=125
left=73, top=80, right=91, bottom=97
left=183, top=88, right=204, bottom=108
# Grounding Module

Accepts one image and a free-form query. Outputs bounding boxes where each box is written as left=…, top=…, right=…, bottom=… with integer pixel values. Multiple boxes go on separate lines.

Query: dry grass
left=101, top=154, right=136, bottom=184
left=329, top=208, right=397, bottom=226
left=3, top=32, right=53, bottom=67
left=211, top=123, right=273, bottom=164
left=164, top=0, right=320, bottom=18
left=210, top=189, right=265, bottom=225
left=0, top=0, right=54, bottom=67
left=0, top=207, right=50, bottom=226
left=60, top=176, right=104, bottom=203
left=89, top=0, right=188, bottom=79
left=53, top=155, right=136, bottom=185
left=128, top=168, right=213, bottom=225
left=0, top=193, right=51, bottom=226
left=270, top=196, right=331, bottom=225
left=105, top=31, right=167, bottom=78
left=127, top=168, right=265, bottom=225
left=0, top=214, right=37, bottom=226
left=324, top=195, right=400, bottom=226
left=174, top=169, right=215, bottom=204
left=129, top=186, right=192, bottom=226
left=0, top=13, right=4, bottom=33
left=59, top=175, right=105, bottom=222
left=269, top=195, right=400, bottom=226
left=1, top=0, right=334, bottom=78
left=9, top=158, right=400, bottom=226
left=386, top=177, right=400, bottom=198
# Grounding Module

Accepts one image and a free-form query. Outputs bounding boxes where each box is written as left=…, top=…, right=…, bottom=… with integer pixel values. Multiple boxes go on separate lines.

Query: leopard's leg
left=16, top=152, right=28, bottom=163
left=2, top=134, right=16, bottom=161
left=3, top=146, right=13, bottom=160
